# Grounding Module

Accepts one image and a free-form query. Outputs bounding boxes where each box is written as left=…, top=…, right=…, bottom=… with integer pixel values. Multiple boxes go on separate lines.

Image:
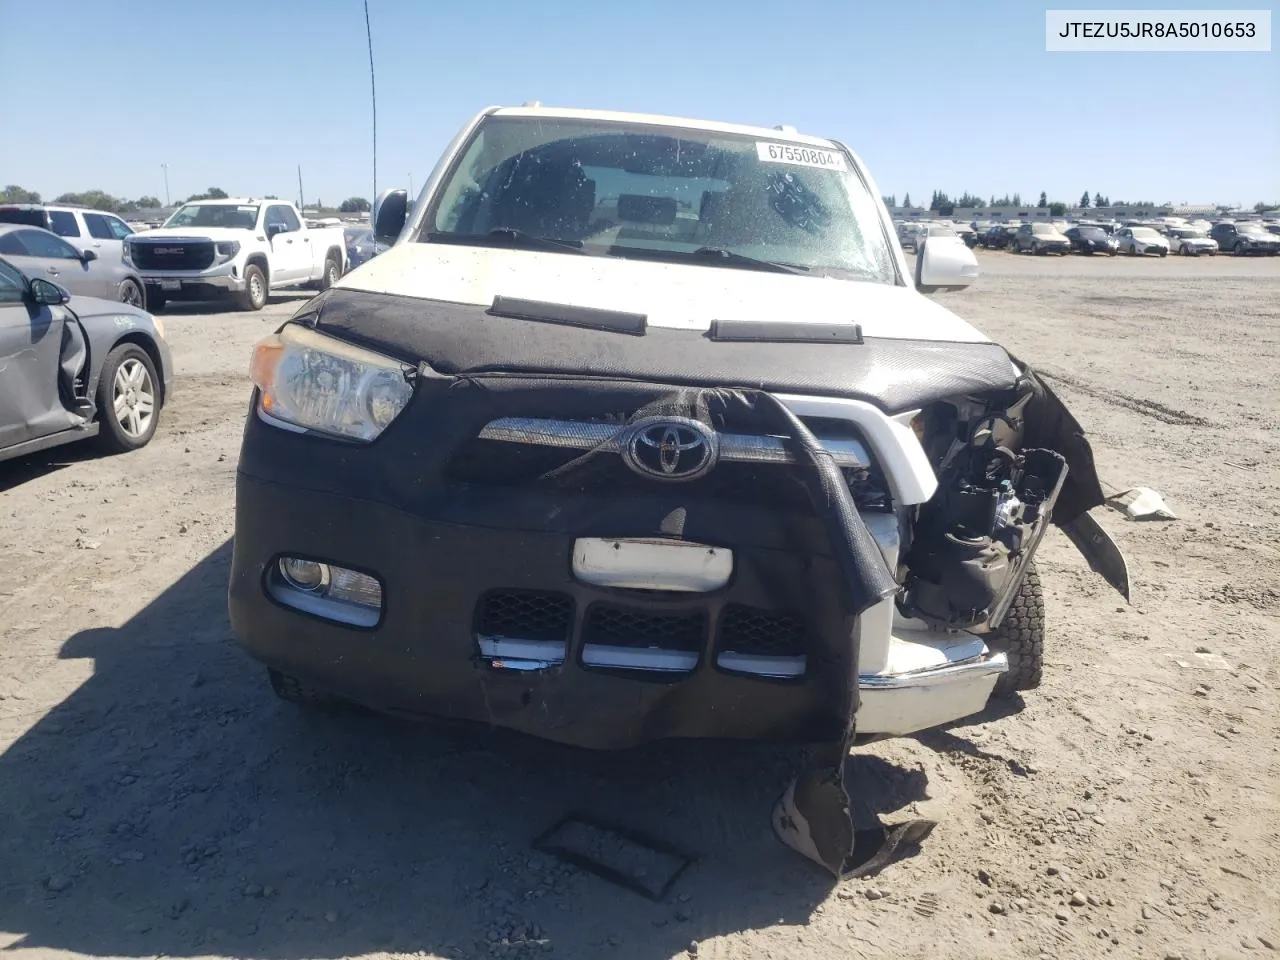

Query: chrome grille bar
left=477, top=417, right=870, bottom=468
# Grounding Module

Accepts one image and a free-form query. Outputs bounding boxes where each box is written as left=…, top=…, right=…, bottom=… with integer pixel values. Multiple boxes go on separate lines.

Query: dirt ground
left=2, top=252, right=1277, bottom=960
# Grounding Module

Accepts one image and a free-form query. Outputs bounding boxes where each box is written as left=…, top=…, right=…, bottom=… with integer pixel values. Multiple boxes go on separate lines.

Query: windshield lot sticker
left=756, top=142, right=848, bottom=171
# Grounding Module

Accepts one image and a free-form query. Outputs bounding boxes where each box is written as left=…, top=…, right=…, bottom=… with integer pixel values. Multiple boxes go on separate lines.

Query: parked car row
left=898, top=214, right=1280, bottom=258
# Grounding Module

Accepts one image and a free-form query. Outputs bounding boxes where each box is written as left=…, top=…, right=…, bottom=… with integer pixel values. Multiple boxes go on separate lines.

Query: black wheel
left=988, top=564, right=1045, bottom=698
left=1159, top=249, right=1167, bottom=257
left=118, top=278, right=144, bottom=309
left=238, top=264, right=268, bottom=311
left=268, top=668, right=342, bottom=707
left=318, top=254, right=341, bottom=291
left=95, top=343, right=160, bottom=453
left=1234, top=241, right=1249, bottom=257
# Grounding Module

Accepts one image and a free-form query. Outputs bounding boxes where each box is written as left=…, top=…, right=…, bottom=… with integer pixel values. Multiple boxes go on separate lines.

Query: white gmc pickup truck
left=123, top=199, right=347, bottom=312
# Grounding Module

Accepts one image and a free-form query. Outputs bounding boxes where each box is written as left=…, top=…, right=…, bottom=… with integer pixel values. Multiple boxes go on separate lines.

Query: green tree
left=185, top=187, right=229, bottom=202
left=1011, top=193, right=1023, bottom=206
left=1080, top=191, right=1091, bottom=209
left=339, top=197, right=371, bottom=213
left=0, top=184, right=41, bottom=204
left=956, top=192, right=986, bottom=208
left=881, top=194, right=896, bottom=208
left=902, top=192, right=911, bottom=208
left=134, top=196, right=161, bottom=209
left=1255, top=201, right=1279, bottom=214
left=930, top=191, right=954, bottom=215
left=1094, top=192, right=1105, bottom=208
left=1049, top=201, right=1067, bottom=216
left=1037, top=191, right=1048, bottom=208
left=54, top=190, right=127, bottom=212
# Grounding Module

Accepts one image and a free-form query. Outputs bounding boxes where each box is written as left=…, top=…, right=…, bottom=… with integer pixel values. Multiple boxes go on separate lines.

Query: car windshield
left=165, top=203, right=260, bottom=229
left=1031, top=224, right=1056, bottom=235
left=1178, top=229, right=1208, bottom=238
left=422, top=115, right=897, bottom=283
left=1131, top=228, right=1160, bottom=239
left=1238, top=223, right=1269, bottom=235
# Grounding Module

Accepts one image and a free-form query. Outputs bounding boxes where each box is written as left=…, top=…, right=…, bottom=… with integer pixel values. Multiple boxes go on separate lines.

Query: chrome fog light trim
left=269, top=556, right=382, bottom=628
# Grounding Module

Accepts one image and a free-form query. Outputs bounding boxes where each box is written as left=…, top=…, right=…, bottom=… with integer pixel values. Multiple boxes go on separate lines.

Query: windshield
left=1131, top=227, right=1160, bottom=239
left=1238, top=222, right=1269, bottom=235
left=165, top=203, right=260, bottom=229
left=1177, top=229, right=1208, bottom=238
left=1031, top=224, right=1056, bottom=235
left=1079, top=227, right=1107, bottom=238
left=422, top=115, right=897, bottom=283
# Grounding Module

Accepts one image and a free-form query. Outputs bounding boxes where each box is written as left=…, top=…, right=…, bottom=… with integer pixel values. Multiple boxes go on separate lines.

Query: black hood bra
left=303, top=288, right=1021, bottom=415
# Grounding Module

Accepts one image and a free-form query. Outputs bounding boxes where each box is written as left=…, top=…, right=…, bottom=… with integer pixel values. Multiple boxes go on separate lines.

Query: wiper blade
left=689, top=247, right=811, bottom=275
left=425, top=229, right=586, bottom=254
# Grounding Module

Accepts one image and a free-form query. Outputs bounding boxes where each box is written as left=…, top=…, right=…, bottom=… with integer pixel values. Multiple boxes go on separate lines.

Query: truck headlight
left=249, top=323, right=414, bottom=441
left=214, top=241, right=240, bottom=262
left=122, top=241, right=135, bottom=265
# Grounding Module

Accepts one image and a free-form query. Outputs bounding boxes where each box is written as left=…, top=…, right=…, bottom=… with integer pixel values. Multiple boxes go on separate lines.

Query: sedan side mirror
left=915, top=236, right=979, bottom=294
left=29, top=277, right=71, bottom=305
left=80, top=248, right=98, bottom=262
left=373, top=188, right=410, bottom=245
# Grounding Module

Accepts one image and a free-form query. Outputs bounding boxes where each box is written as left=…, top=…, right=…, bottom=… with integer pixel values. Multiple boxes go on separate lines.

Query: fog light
left=270, top=556, right=383, bottom=627
left=279, top=557, right=328, bottom=592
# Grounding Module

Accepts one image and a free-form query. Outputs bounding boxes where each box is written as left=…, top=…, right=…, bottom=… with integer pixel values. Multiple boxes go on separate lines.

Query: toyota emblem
left=621, top=417, right=719, bottom=482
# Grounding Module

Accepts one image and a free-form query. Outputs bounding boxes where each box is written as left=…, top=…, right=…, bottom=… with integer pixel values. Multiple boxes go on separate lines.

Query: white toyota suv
left=229, top=105, right=1127, bottom=876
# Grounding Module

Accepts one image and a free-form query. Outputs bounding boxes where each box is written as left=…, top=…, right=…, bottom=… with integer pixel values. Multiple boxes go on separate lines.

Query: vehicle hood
left=131, top=226, right=257, bottom=242
left=336, top=241, right=992, bottom=344
left=1036, top=231, right=1069, bottom=243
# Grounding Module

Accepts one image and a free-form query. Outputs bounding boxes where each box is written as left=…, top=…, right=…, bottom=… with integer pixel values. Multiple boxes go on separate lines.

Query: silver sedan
left=0, top=224, right=148, bottom=309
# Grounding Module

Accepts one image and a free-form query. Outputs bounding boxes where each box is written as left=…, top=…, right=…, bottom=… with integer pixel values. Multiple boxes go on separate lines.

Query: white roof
left=488, top=105, right=838, bottom=149
left=180, top=197, right=260, bottom=205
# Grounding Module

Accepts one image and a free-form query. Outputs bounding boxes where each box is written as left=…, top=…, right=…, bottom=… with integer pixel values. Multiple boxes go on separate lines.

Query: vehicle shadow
left=0, top=539, right=931, bottom=959
left=156, top=293, right=312, bottom=316
left=0, top=440, right=102, bottom=492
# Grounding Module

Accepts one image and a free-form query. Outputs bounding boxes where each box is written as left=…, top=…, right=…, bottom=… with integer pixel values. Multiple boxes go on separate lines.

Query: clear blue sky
left=1, top=0, right=1275, bottom=208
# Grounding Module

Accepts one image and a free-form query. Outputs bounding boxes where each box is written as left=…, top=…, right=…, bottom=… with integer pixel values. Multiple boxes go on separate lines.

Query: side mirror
left=373, top=188, right=410, bottom=245
left=266, top=222, right=289, bottom=238
left=80, top=248, right=98, bottom=262
left=29, top=278, right=71, bottom=305
left=915, top=236, right=979, bottom=294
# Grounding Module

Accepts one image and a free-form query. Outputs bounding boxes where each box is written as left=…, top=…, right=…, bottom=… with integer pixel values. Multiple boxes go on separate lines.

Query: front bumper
left=140, top=262, right=246, bottom=299
left=229, top=471, right=1004, bottom=749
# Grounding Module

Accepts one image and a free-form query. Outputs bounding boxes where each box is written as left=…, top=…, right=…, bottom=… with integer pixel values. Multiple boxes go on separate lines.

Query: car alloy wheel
left=113, top=357, right=156, bottom=440
left=118, top=278, right=144, bottom=308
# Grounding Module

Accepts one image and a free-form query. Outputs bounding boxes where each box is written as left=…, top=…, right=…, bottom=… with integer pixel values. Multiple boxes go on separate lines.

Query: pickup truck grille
left=131, top=240, right=215, bottom=271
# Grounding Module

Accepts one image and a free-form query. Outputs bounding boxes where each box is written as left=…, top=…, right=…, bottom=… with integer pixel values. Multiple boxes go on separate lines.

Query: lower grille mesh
left=718, top=606, right=807, bottom=657
left=476, top=591, right=573, bottom=643
left=583, top=605, right=706, bottom=652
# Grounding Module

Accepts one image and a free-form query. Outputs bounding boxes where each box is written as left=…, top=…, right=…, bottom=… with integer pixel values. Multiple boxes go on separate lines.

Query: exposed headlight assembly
left=214, top=240, right=241, bottom=262
left=249, top=323, right=415, bottom=441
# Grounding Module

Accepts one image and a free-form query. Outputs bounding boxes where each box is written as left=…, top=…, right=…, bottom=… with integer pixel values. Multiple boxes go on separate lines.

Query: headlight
left=122, top=242, right=135, bottom=265
left=249, top=323, right=414, bottom=441
left=215, top=240, right=240, bottom=262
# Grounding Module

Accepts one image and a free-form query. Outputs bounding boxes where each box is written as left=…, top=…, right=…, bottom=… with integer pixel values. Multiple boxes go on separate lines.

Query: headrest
left=617, top=194, right=676, bottom=225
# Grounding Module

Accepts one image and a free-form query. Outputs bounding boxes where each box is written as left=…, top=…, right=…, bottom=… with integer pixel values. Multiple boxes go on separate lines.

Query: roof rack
left=522, top=100, right=542, bottom=108
left=773, top=124, right=797, bottom=134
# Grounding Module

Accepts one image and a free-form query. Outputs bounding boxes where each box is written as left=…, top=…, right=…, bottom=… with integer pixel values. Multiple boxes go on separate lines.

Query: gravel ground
left=2, top=252, right=1278, bottom=960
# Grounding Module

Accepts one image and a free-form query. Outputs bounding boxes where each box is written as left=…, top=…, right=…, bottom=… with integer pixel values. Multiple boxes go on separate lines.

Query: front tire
left=1234, top=241, right=1249, bottom=257
left=118, top=278, right=144, bottom=309
left=318, top=255, right=341, bottom=291
left=268, top=669, right=342, bottom=708
left=95, top=343, right=160, bottom=453
left=989, top=564, right=1045, bottom=698
left=238, top=264, right=268, bottom=311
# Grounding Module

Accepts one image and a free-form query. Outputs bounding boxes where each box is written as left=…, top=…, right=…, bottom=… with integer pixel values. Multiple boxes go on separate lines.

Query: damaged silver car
left=228, top=105, right=1128, bottom=878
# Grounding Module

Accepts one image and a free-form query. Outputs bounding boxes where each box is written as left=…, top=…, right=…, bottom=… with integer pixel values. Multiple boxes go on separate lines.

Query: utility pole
left=297, top=165, right=305, bottom=212
left=161, top=163, right=170, bottom=206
